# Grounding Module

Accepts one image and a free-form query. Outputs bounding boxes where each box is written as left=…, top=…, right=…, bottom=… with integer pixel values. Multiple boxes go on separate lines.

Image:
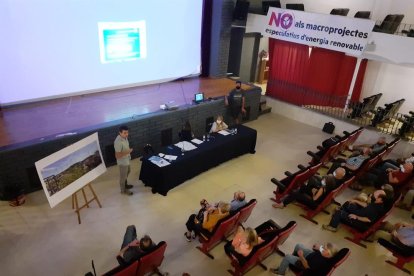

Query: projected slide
left=98, top=21, right=147, bottom=63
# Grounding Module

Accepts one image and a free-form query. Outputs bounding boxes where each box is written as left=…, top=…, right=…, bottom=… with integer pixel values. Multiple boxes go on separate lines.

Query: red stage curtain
left=303, top=48, right=358, bottom=108
left=267, top=39, right=367, bottom=108
left=267, top=38, right=309, bottom=105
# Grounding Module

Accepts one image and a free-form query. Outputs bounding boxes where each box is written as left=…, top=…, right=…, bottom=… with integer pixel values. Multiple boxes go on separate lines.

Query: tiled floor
left=0, top=113, right=413, bottom=276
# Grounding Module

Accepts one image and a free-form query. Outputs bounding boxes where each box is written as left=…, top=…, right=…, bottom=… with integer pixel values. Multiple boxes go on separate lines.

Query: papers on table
left=174, top=141, right=198, bottom=151
left=164, top=155, right=177, bottom=161
left=191, top=138, right=203, bottom=145
left=218, top=130, right=230, bottom=136
left=148, top=156, right=170, bottom=167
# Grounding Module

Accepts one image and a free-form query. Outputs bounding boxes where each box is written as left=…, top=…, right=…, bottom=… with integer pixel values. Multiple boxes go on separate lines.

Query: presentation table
left=139, top=125, right=257, bottom=195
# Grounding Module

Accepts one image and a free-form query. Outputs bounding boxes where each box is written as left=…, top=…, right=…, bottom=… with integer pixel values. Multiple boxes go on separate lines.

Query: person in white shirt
left=210, top=115, right=228, bottom=133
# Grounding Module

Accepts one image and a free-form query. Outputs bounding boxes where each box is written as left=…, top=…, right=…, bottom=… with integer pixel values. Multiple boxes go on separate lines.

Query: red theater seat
left=197, top=212, right=240, bottom=259
left=378, top=238, right=414, bottom=274
left=227, top=220, right=297, bottom=276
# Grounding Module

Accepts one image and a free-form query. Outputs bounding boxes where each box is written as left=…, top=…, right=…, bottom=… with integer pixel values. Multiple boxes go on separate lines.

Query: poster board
left=35, top=133, right=106, bottom=208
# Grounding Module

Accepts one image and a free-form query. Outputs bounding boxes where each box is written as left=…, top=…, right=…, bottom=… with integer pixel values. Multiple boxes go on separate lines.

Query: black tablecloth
left=139, top=125, right=257, bottom=195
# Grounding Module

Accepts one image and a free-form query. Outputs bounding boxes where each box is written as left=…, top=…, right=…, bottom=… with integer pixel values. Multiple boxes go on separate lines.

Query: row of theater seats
left=270, top=127, right=414, bottom=273
left=371, top=98, right=405, bottom=127
left=348, top=93, right=382, bottom=119
left=398, top=111, right=414, bottom=137
left=373, top=14, right=405, bottom=34
left=102, top=241, right=167, bottom=276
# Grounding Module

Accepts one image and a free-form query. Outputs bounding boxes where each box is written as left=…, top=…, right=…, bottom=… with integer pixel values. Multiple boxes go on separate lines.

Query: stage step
left=259, top=105, right=272, bottom=116
left=259, top=96, right=271, bottom=116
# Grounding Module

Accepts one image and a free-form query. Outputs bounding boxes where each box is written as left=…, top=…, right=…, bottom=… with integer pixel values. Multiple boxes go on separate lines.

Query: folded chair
left=378, top=238, right=414, bottom=274
left=271, top=164, right=321, bottom=203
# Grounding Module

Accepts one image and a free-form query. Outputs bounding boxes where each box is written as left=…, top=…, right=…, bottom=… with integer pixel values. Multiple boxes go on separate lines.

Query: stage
left=0, top=77, right=262, bottom=198
left=0, top=77, right=255, bottom=148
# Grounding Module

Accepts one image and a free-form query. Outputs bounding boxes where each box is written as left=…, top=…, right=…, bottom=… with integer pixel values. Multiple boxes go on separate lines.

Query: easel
left=71, top=183, right=102, bottom=224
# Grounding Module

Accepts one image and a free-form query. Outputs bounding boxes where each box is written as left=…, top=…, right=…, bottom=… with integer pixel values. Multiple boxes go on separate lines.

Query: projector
left=160, top=101, right=179, bottom=111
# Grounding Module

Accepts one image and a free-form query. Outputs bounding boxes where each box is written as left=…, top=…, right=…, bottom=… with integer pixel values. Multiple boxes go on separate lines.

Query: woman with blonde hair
left=225, top=226, right=264, bottom=264
left=209, top=115, right=228, bottom=133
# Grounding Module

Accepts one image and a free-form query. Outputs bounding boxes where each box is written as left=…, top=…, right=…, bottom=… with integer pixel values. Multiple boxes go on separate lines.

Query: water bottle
left=235, top=128, right=238, bottom=135
left=203, top=135, right=205, bottom=141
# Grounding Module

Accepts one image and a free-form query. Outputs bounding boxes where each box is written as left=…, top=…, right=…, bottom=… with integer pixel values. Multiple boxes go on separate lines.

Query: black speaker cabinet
left=233, top=1, right=250, bottom=20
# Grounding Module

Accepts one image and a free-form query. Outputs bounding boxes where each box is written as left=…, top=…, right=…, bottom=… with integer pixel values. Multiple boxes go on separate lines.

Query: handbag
left=322, top=122, right=335, bottom=134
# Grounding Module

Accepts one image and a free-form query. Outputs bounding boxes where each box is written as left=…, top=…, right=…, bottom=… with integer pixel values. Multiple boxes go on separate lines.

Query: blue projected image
left=98, top=21, right=147, bottom=64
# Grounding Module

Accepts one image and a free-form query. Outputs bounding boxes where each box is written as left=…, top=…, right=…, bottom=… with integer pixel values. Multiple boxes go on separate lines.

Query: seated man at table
left=230, top=191, right=247, bottom=213
left=269, top=242, right=337, bottom=275
left=322, top=189, right=386, bottom=232
left=118, top=225, right=155, bottom=265
left=184, top=201, right=230, bottom=241
left=327, top=147, right=372, bottom=175
left=272, top=175, right=336, bottom=210
left=210, top=115, right=228, bottom=133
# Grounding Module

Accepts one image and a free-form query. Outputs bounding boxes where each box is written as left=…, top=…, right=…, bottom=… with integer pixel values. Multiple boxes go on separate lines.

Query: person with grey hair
left=230, top=191, right=247, bottom=212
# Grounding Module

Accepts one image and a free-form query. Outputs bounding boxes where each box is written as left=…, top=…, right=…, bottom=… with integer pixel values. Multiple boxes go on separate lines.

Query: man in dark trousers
left=225, top=80, right=246, bottom=125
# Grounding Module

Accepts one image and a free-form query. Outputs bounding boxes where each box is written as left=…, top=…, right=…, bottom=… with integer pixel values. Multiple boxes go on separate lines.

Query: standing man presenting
left=114, top=126, right=133, bottom=195
left=225, top=80, right=246, bottom=125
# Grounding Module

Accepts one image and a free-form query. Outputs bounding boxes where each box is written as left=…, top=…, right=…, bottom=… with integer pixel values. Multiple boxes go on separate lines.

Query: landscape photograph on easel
left=41, top=141, right=102, bottom=196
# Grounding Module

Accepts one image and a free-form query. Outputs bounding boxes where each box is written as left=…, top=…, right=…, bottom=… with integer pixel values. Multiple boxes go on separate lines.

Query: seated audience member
left=353, top=184, right=394, bottom=210
left=224, top=226, right=264, bottom=264
left=269, top=242, right=337, bottom=275
left=308, top=167, right=346, bottom=187
left=209, top=115, right=228, bottom=133
left=184, top=201, right=230, bottom=241
left=397, top=186, right=414, bottom=211
left=356, top=162, right=413, bottom=190
left=351, top=136, right=387, bottom=155
left=230, top=191, right=247, bottom=212
left=322, top=189, right=386, bottom=232
left=179, top=120, right=194, bottom=141
left=369, top=221, right=414, bottom=251
left=272, top=175, right=336, bottom=209
left=118, top=225, right=155, bottom=265
left=272, top=167, right=345, bottom=194
left=327, top=147, right=372, bottom=175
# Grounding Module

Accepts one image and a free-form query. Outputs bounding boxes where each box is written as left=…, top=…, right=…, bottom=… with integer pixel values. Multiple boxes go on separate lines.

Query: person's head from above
left=377, top=136, right=387, bottom=145
left=119, top=125, right=129, bottom=139
left=235, top=80, right=242, bottom=90
left=244, top=227, right=259, bottom=247
left=234, top=191, right=246, bottom=202
left=184, top=120, right=191, bottom=131
left=372, top=189, right=387, bottom=204
left=321, top=175, right=336, bottom=190
left=381, top=184, right=394, bottom=199
left=217, top=201, right=231, bottom=214
left=139, top=235, right=153, bottom=252
left=333, top=167, right=346, bottom=180
left=401, top=162, right=413, bottom=174
left=216, top=115, right=224, bottom=125
left=319, top=242, right=337, bottom=258
left=362, top=147, right=373, bottom=156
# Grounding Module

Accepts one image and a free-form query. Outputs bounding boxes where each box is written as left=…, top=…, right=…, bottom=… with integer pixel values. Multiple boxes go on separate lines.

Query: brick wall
left=0, top=88, right=261, bottom=199
left=209, top=0, right=234, bottom=77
